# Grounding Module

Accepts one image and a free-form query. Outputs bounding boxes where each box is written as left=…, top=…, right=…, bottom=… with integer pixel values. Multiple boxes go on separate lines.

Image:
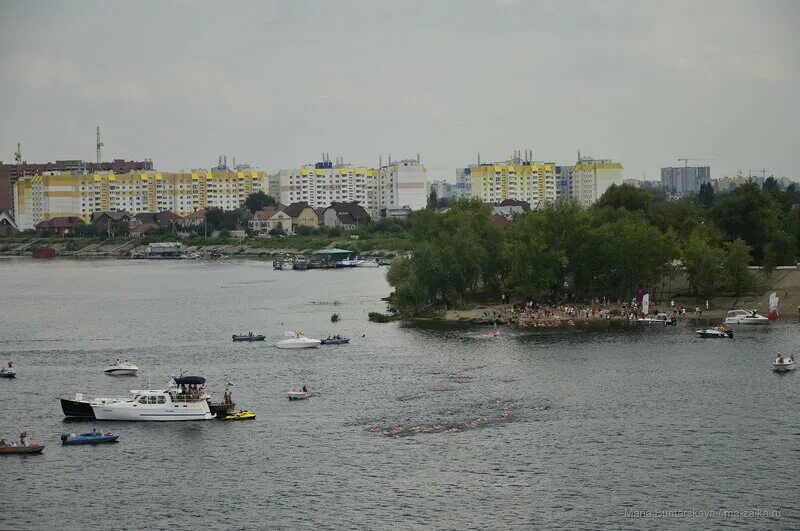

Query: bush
left=368, top=312, right=398, bottom=323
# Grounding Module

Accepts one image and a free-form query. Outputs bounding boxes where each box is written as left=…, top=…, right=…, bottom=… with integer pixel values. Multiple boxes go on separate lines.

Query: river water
left=0, top=258, right=797, bottom=530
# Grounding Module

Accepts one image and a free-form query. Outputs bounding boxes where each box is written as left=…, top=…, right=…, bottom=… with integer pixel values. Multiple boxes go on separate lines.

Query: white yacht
left=91, top=380, right=214, bottom=421
left=104, top=360, right=138, bottom=376
left=276, top=331, right=321, bottom=349
left=724, top=309, right=770, bottom=325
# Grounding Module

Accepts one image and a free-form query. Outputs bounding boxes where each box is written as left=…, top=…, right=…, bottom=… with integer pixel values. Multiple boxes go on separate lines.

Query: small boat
left=696, top=327, right=734, bottom=338
left=355, top=257, right=379, bottom=267
left=61, top=431, right=119, bottom=445
left=320, top=337, right=350, bottom=345
left=292, top=259, right=309, bottom=270
left=232, top=334, right=266, bottom=342
left=773, top=355, right=796, bottom=372
left=335, top=259, right=363, bottom=268
left=636, top=313, right=677, bottom=326
left=276, top=331, right=321, bottom=349
left=0, top=433, right=44, bottom=454
left=0, top=445, right=44, bottom=455
left=0, top=361, right=16, bottom=378
left=104, top=360, right=138, bottom=376
left=273, top=260, right=293, bottom=270
left=725, top=309, right=770, bottom=325
left=224, top=410, right=256, bottom=421
left=288, top=387, right=311, bottom=400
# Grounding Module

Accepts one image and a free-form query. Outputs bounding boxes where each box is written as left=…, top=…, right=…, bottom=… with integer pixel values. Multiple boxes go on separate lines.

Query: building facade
left=13, top=169, right=268, bottom=230
left=455, top=159, right=558, bottom=205
left=571, top=159, right=624, bottom=206
left=0, top=159, right=153, bottom=214
left=271, top=157, right=428, bottom=217
left=660, top=166, right=711, bottom=196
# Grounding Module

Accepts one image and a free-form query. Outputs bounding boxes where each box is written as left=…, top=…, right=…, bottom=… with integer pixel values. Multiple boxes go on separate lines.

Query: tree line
left=387, top=181, right=800, bottom=315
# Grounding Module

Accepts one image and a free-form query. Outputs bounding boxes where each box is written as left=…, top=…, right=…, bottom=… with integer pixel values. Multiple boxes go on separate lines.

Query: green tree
left=503, top=213, right=566, bottom=298
left=698, top=182, right=715, bottom=208
left=647, top=198, right=706, bottom=237
left=682, top=230, right=724, bottom=298
left=723, top=238, right=754, bottom=298
left=711, top=183, right=782, bottom=262
left=427, top=189, right=438, bottom=209
left=595, top=183, right=652, bottom=212
left=244, top=191, right=276, bottom=213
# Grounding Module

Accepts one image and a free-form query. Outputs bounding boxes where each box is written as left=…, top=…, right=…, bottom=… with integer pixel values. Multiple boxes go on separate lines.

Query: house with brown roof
left=281, top=201, right=319, bottom=229
left=249, top=205, right=293, bottom=236
left=131, top=223, right=158, bottom=237
left=322, top=202, right=370, bottom=230
left=36, top=216, right=82, bottom=236
left=131, top=211, right=182, bottom=228
left=90, top=211, right=132, bottom=230
left=179, top=208, right=208, bottom=227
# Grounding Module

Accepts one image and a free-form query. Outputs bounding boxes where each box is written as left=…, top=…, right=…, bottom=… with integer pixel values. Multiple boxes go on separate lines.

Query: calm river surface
left=1, top=258, right=798, bottom=530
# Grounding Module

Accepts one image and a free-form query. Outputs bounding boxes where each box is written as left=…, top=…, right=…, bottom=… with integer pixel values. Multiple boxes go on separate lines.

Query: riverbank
left=441, top=268, right=800, bottom=325
left=0, top=234, right=409, bottom=258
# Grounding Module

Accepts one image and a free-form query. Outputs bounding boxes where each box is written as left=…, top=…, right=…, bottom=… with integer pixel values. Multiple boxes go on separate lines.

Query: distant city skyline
left=1, top=0, right=798, bottom=182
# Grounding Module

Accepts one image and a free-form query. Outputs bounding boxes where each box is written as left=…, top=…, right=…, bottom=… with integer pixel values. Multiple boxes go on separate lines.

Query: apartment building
left=13, top=169, right=268, bottom=230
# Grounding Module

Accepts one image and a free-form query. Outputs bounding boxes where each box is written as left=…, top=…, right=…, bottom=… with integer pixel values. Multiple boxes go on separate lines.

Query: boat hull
left=208, top=402, right=235, bottom=418
left=0, top=372, right=15, bottom=378
left=61, top=435, right=119, bottom=445
left=104, top=369, right=138, bottom=376
left=773, top=361, right=796, bottom=372
left=276, top=339, right=321, bottom=349
left=320, top=338, right=350, bottom=345
left=288, top=391, right=311, bottom=400
left=61, top=398, right=97, bottom=418
left=92, top=404, right=214, bottom=421
left=232, top=335, right=265, bottom=342
left=696, top=329, right=733, bottom=338
left=0, top=445, right=44, bottom=455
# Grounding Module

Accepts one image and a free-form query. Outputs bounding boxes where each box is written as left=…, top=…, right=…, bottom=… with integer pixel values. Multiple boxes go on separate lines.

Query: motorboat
left=60, top=393, right=128, bottom=418
left=61, top=431, right=119, bottom=445
left=292, top=259, right=309, bottom=270
left=0, top=361, right=15, bottom=378
left=232, top=334, right=266, bottom=342
left=773, top=355, right=796, bottom=372
left=91, top=376, right=214, bottom=421
left=335, top=259, right=363, bottom=268
left=0, top=433, right=43, bottom=454
left=104, top=360, right=138, bottom=376
left=725, top=309, right=770, bottom=325
left=276, top=331, right=321, bottom=349
left=273, top=260, right=293, bottom=270
left=696, top=327, right=734, bottom=338
left=636, top=313, right=677, bottom=326
left=224, top=410, right=256, bottom=421
left=355, top=257, right=379, bottom=267
left=0, top=444, right=44, bottom=455
left=288, top=387, right=311, bottom=400
left=320, top=337, right=350, bottom=345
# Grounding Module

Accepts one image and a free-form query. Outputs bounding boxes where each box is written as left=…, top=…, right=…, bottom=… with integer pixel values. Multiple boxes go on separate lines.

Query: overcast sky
left=1, top=0, right=798, bottom=181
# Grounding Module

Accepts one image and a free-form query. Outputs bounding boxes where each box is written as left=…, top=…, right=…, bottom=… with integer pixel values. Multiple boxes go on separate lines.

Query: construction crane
left=677, top=157, right=714, bottom=168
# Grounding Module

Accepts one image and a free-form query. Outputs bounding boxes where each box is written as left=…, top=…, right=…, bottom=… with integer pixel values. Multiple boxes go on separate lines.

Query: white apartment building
left=271, top=157, right=428, bottom=217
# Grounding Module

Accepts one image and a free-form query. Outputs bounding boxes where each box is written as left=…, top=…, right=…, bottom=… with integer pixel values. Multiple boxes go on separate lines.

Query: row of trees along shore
left=387, top=180, right=800, bottom=316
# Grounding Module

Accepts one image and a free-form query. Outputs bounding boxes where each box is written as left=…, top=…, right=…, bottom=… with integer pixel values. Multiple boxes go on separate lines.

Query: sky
left=1, top=0, right=798, bottom=182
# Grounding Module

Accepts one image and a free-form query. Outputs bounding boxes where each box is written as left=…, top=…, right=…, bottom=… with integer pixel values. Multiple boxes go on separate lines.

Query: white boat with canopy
left=724, top=309, right=769, bottom=325
left=91, top=376, right=214, bottom=421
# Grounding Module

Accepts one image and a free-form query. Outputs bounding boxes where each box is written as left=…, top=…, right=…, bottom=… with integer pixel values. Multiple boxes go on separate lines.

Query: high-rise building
left=571, top=158, right=624, bottom=206
left=0, top=158, right=153, bottom=214
left=269, top=161, right=379, bottom=215
left=270, top=156, right=428, bottom=216
left=660, top=166, right=711, bottom=196
left=429, top=180, right=453, bottom=202
left=456, top=157, right=557, bottom=205
left=13, top=168, right=268, bottom=230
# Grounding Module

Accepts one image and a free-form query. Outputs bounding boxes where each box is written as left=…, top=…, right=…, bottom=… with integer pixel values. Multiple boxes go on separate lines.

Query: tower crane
left=677, top=157, right=714, bottom=168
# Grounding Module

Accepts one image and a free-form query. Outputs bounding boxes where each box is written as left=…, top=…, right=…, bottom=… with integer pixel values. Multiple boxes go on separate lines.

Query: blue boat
left=232, top=334, right=266, bottom=342
left=61, top=431, right=119, bottom=445
left=320, top=337, right=350, bottom=345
